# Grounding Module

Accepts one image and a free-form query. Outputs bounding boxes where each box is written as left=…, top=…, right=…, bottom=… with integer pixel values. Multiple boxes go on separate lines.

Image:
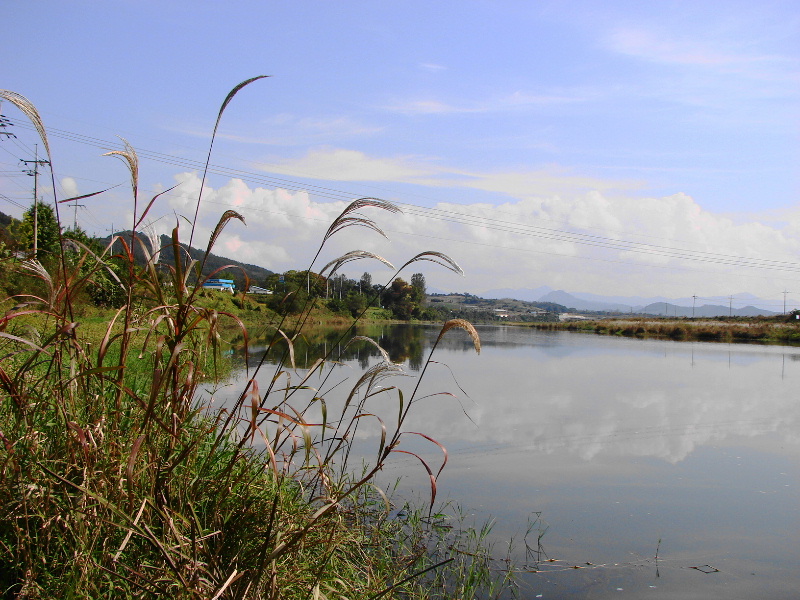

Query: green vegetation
left=260, top=270, right=436, bottom=321
left=0, top=85, right=515, bottom=598
left=427, top=293, right=563, bottom=323
left=531, top=316, right=800, bottom=344
left=97, top=232, right=274, bottom=297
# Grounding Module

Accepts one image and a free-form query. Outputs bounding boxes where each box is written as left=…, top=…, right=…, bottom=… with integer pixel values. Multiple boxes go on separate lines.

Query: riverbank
left=188, top=291, right=800, bottom=347
left=524, top=317, right=800, bottom=344
left=2, top=291, right=505, bottom=598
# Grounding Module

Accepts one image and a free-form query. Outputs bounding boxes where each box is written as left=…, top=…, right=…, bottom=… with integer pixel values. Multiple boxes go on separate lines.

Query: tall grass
left=531, top=317, right=800, bottom=343
left=0, top=84, right=506, bottom=599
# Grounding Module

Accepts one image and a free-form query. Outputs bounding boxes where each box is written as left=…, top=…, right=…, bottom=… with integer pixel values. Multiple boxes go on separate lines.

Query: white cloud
left=264, top=148, right=440, bottom=183
left=60, top=177, right=79, bottom=199
left=166, top=114, right=382, bottom=147
left=607, top=27, right=739, bottom=67
left=419, top=63, right=447, bottom=72
left=385, top=188, right=800, bottom=298
left=603, top=24, right=799, bottom=115
left=216, top=235, right=291, bottom=268
left=157, top=166, right=800, bottom=301
left=454, top=167, right=645, bottom=198
left=386, top=88, right=593, bottom=116
left=279, top=338, right=800, bottom=466
left=387, top=99, right=472, bottom=115
left=260, top=148, right=643, bottom=196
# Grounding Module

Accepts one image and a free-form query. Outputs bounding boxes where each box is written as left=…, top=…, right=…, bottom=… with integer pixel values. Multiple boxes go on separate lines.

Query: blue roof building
left=202, top=279, right=235, bottom=292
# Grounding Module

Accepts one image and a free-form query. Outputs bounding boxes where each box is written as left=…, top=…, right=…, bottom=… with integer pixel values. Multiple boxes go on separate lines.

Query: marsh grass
left=532, top=317, right=800, bottom=344
left=0, top=84, right=510, bottom=599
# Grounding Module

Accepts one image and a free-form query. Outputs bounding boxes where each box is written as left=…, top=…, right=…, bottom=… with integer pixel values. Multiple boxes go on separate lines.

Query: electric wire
left=5, top=117, right=800, bottom=278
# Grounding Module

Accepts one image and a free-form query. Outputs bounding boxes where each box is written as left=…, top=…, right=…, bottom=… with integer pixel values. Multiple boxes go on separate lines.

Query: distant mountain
left=569, top=291, right=671, bottom=308
left=642, top=302, right=776, bottom=318
left=477, top=286, right=780, bottom=317
left=481, top=285, right=553, bottom=302
left=538, top=290, right=633, bottom=312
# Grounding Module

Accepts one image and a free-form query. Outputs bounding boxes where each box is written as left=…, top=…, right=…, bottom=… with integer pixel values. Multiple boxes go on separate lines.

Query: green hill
left=97, top=232, right=273, bottom=291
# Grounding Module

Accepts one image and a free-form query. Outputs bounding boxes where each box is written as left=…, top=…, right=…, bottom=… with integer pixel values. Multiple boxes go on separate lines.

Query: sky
left=1, top=1, right=799, bottom=310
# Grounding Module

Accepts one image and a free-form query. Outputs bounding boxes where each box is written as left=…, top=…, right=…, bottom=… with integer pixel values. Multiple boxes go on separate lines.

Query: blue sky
left=2, top=1, right=799, bottom=308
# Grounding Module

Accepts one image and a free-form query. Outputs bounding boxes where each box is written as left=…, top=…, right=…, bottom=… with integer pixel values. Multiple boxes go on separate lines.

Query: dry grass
left=531, top=317, right=800, bottom=344
left=0, top=82, right=507, bottom=599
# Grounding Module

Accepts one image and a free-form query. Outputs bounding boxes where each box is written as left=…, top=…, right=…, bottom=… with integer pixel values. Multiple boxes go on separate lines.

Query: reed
left=0, top=84, right=504, bottom=599
left=530, top=317, right=800, bottom=344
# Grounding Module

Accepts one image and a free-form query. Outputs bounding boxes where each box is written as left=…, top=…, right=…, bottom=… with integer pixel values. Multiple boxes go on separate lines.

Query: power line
left=0, top=192, right=26, bottom=210
left=10, top=117, right=786, bottom=256
left=7, top=116, right=800, bottom=276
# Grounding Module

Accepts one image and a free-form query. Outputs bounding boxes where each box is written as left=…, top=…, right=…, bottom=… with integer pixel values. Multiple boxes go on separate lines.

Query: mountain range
left=480, top=286, right=781, bottom=317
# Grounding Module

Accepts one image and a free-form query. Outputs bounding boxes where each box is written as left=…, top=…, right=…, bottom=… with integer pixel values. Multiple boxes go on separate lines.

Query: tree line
left=0, top=203, right=437, bottom=320
left=261, top=269, right=437, bottom=320
left=0, top=203, right=127, bottom=307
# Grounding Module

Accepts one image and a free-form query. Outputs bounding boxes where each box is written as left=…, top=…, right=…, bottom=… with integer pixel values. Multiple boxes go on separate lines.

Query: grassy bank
left=0, top=84, right=512, bottom=599
left=527, top=317, right=800, bottom=344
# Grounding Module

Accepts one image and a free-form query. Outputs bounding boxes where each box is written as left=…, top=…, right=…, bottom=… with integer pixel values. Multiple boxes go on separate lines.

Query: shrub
left=670, top=326, right=687, bottom=339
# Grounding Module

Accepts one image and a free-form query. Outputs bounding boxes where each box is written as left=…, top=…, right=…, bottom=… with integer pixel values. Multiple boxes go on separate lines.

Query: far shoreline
left=510, top=316, right=800, bottom=345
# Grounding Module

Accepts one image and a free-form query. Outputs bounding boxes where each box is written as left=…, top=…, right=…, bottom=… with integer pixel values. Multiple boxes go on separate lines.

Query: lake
left=214, top=323, right=800, bottom=599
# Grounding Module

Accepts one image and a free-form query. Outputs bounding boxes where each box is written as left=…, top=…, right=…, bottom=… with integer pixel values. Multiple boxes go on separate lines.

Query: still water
left=216, top=324, right=800, bottom=599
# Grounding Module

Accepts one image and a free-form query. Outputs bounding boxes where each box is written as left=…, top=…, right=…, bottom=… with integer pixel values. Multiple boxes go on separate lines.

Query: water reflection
left=232, top=323, right=428, bottom=371
left=224, top=325, right=800, bottom=466
left=214, top=325, right=800, bottom=599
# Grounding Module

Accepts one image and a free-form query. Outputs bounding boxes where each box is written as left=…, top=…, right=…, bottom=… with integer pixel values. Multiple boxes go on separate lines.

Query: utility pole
left=20, top=144, right=50, bottom=258
left=692, top=295, right=697, bottom=319
left=728, top=295, right=734, bottom=317
left=783, top=290, right=790, bottom=315
left=68, top=200, right=85, bottom=230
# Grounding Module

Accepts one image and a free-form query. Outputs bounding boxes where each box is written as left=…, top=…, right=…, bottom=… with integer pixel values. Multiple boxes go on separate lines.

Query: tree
left=410, top=272, right=426, bottom=304
left=410, top=272, right=425, bottom=294
left=359, top=272, right=372, bottom=293
left=382, top=277, right=416, bottom=320
left=20, top=202, right=61, bottom=258
left=344, top=292, right=367, bottom=317
left=263, top=270, right=328, bottom=315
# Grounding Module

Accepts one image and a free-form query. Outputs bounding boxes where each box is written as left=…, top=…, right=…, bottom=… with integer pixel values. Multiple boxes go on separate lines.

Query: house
left=202, top=278, right=235, bottom=293
left=559, top=313, right=590, bottom=322
left=247, top=285, right=272, bottom=295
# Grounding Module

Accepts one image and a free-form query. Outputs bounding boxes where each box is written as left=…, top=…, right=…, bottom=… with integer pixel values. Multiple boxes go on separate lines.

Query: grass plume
left=0, top=83, right=506, bottom=599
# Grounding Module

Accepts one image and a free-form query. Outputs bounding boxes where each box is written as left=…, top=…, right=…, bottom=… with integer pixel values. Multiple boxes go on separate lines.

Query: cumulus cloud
left=156, top=166, right=800, bottom=302
left=60, top=177, right=79, bottom=199
left=162, top=171, right=391, bottom=272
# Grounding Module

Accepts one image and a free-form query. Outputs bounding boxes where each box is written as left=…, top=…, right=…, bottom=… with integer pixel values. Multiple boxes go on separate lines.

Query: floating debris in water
left=690, top=564, right=720, bottom=574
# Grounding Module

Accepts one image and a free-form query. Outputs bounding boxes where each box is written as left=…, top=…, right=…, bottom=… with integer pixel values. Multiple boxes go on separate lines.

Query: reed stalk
left=0, top=83, right=506, bottom=599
